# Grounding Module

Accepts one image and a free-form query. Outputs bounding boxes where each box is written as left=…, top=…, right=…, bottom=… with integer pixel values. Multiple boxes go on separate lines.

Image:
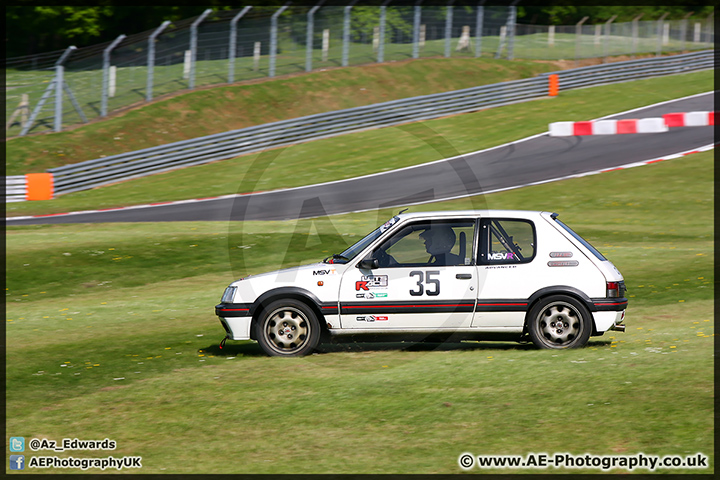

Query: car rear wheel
left=527, top=295, right=592, bottom=349
left=255, top=300, right=320, bottom=357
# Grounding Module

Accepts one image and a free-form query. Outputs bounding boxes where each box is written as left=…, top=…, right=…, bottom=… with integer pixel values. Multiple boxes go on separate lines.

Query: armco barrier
left=4, top=173, right=54, bottom=202
left=538, top=49, right=714, bottom=91
left=5, top=176, right=27, bottom=203
left=6, top=49, right=715, bottom=200
left=48, top=75, right=548, bottom=196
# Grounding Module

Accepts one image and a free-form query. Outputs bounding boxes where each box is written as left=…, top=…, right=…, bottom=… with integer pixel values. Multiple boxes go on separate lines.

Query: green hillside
left=7, top=57, right=559, bottom=175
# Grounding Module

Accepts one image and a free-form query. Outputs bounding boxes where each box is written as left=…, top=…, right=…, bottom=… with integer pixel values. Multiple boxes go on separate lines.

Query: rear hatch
left=542, top=212, right=626, bottom=297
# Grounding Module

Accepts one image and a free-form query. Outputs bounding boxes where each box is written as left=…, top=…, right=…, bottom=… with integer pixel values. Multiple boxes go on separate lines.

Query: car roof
left=392, top=210, right=553, bottom=221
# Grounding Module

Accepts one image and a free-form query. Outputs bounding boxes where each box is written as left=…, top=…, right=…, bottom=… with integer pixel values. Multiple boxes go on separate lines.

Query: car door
left=472, top=217, right=538, bottom=329
left=339, top=218, right=477, bottom=329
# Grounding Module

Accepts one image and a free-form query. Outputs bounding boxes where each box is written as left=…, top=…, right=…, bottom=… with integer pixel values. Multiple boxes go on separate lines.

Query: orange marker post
left=548, top=74, right=559, bottom=96
left=26, top=173, right=54, bottom=201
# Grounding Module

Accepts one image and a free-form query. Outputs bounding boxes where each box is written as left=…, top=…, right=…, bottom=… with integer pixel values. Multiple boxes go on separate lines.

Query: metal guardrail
left=8, top=49, right=715, bottom=199
left=49, top=75, right=549, bottom=195
left=540, top=49, right=715, bottom=90
left=5, top=176, right=27, bottom=202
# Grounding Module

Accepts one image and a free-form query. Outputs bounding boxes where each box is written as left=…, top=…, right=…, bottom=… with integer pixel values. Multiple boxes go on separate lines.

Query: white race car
left=215, top=210, right=627, bottom=356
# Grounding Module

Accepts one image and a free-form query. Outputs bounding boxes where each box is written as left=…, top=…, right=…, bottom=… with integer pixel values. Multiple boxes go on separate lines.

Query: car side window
left=478, top=219, right=536, bottom=264
left=370, top=220, right=475, bottom=267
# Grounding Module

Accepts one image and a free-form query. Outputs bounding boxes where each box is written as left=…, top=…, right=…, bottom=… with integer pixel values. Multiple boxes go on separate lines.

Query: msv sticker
left=489, top=252, right=517, bottom=261
left=313, top=269, right=337, bottom=275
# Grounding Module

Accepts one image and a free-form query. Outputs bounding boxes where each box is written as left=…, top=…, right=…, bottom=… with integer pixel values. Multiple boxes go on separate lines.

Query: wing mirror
left=357, top=258, right=379, bottom=270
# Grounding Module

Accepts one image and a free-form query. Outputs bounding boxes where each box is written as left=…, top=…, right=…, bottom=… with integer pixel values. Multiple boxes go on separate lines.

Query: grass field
left=5, top=146, right=714, bottom=474
left=5, top=69, right=714, bottom=218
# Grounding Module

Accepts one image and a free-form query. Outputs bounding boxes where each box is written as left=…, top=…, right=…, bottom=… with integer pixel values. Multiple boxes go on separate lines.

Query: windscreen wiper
left=323, top=253, right=349, bottom=264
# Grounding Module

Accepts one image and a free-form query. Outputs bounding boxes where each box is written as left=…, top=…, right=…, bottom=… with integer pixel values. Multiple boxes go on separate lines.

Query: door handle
left=456, top=273, right=472, bottom=280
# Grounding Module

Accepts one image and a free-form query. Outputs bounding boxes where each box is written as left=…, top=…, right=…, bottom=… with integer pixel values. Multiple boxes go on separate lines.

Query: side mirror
left=357, top=258, right=379, bottom=269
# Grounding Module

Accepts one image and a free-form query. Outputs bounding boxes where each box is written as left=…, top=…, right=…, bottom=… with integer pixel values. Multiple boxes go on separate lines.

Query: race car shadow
left=203, top=337, right=614, bottom=357
left=202, top=341, right=266, bottom=357
left=316, top=340, right=534, bottom=354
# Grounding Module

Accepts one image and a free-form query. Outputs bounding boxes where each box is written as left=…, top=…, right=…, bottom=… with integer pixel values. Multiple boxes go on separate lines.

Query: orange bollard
left=26, top=173, right=54, bottom=201
left=548, top=74, right=559, bottom=96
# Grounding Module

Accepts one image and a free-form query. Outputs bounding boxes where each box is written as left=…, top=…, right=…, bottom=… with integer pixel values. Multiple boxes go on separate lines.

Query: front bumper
left=215, top=303, right=253, bottom=340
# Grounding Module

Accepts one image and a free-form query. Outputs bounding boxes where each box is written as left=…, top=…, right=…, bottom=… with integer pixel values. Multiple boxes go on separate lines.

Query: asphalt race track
left=7, top=92, right=714, bottom=226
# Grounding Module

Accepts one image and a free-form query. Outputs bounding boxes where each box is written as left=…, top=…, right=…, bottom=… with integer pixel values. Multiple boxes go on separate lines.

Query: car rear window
left=553, top=218, right=608, bottom=261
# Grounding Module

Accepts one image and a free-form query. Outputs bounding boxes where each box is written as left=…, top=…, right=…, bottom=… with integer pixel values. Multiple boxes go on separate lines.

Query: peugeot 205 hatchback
left=215, top=211, right=627, bottom=356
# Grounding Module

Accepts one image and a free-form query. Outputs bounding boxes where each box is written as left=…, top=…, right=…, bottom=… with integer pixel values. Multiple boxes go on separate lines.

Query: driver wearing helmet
left=420, top=226, right=462, bottom=265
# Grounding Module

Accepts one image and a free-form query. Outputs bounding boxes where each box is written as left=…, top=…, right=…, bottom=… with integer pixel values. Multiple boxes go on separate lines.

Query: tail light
left=607, top=281, right=626, bottom=298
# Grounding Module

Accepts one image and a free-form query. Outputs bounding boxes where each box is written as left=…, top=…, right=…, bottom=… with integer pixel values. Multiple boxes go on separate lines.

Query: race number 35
left=409, top=270, right=440, bottom=296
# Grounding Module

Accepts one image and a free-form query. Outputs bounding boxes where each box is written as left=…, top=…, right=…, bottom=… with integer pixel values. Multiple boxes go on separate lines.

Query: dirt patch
left=543, top=51, right=690, bottom=70
left=99, top=385, right=130, bottom=392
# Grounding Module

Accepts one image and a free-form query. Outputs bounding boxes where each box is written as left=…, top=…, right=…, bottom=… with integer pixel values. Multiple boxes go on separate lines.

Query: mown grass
left=5, top=69, right=714, bottom=219
left=5, top=150, right=713, bottom=474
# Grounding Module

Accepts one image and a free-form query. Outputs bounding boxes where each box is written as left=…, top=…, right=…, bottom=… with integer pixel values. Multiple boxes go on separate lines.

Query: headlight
left=221, top=286, right=237, bottom=303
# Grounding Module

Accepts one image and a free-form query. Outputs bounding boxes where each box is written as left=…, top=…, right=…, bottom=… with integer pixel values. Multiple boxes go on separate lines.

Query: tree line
left=6, top=4, right=713, bottom=58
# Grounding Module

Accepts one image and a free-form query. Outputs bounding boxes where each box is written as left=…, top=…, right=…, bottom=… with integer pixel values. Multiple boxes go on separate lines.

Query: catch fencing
left=34, top=49, right=712, bottom=197
left=5, top=6, right=714, bottom=138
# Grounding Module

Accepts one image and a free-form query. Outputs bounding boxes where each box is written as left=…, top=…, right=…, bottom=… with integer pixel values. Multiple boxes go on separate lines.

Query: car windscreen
left=553, top=218, right=608, bottom=261
left=338, top=216, right=400, bottom=261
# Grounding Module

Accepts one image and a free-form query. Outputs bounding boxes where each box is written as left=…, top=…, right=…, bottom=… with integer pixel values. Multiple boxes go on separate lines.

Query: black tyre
left=255, top=299, right=321, bottom=357
left=527, top=295, right=592, bottom=349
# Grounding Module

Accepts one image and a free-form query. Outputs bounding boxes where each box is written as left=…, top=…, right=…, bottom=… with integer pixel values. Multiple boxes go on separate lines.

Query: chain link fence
left=5, top=6, right=714, bottom=138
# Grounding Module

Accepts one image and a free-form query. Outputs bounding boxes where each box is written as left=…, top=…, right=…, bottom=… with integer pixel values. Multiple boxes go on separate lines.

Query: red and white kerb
left=549, top=111, right=714, bottom=137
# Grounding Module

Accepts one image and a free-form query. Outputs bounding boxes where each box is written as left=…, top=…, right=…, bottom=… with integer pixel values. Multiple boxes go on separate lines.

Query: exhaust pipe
left=610, top=323, right=626, bottom=332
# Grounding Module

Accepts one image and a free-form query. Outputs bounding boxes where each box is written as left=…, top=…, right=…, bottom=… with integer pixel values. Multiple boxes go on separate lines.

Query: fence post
left=147, top=20, right=171, bottom=101
left=444, top=1, right=454, bottom=58
left=603, top=15, right=617, bottom=63
left=656, top=12, right=668, bottom=56
left=306, top=1, right=323, bottom=72
left=705, top=11, right=714, bottom=46
left=574, top=16, right=589, bottom=66
left=475, top=1, right=485, bottom=57
left=412, top=1, right=422, bottom=59
left=190, top=9, right=212, bottom=89
left=378, top=0, right=391, bottom=63
left=53, top=46, right=76, bottom=132
left=631, top=13, right=643, bottom=58
left=506, top=1, right=518, bottom=60
left=680, top=11, right=693, bottom=52
left=343, top=1, right=358, bottom=67
left=229, top=7, right=252, bottom=83
left=270, top=3, right=291, bottom=78
left=102, top=35, right=126, bottom=117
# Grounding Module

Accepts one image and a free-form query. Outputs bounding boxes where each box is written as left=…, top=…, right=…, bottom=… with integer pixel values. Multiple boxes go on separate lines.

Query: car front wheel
left=255, top=300, right=321, bottom=357
left=527, top=295, right=592, bottom=349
